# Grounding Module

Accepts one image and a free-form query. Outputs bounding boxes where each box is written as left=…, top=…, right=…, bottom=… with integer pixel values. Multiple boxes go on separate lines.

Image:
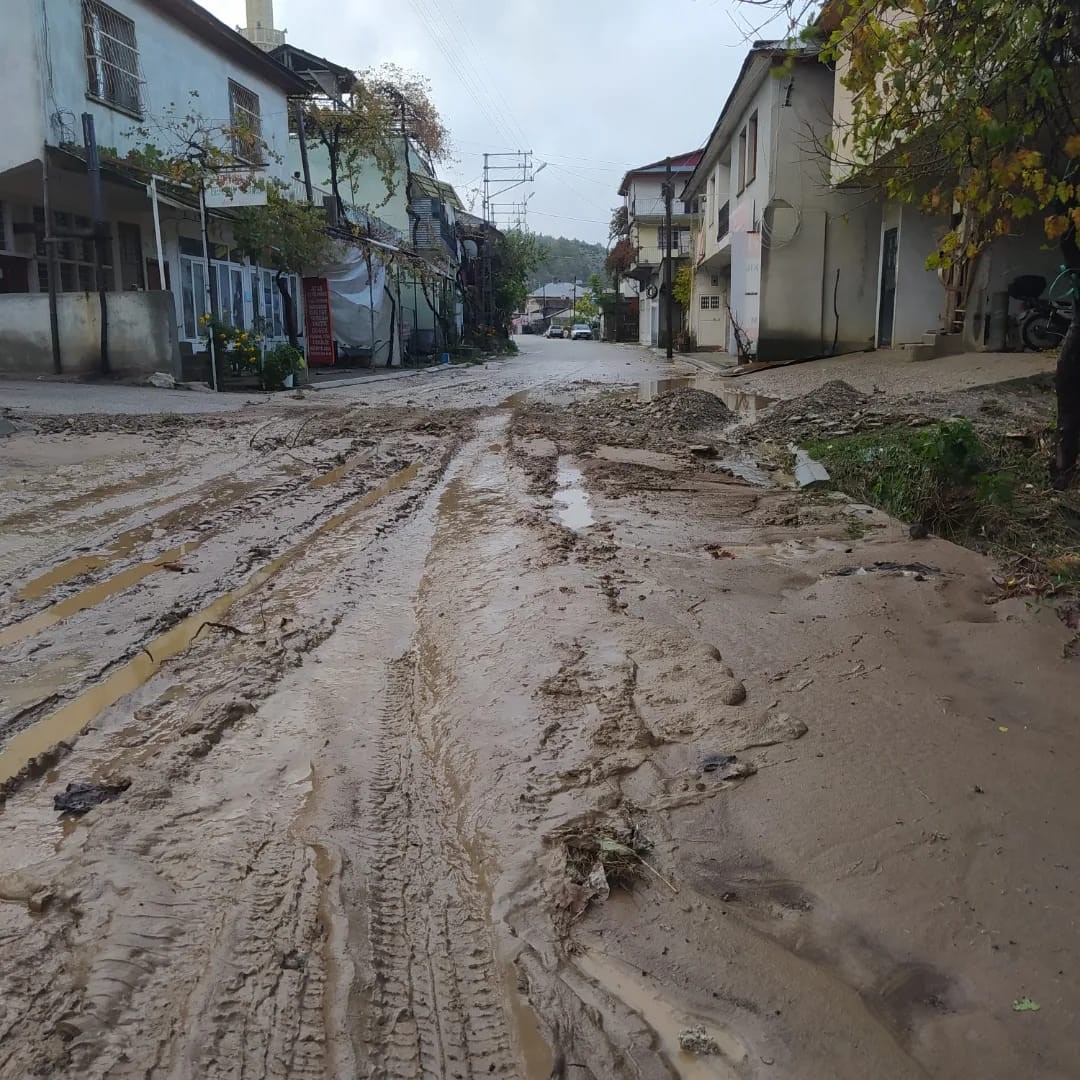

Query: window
left=745, top=113, right=758, bottom=186
left=737, top=112, right=758, bottom=193
left=700, top=295, right=711, bottom=309
left=83, top=1, right=142, bottom=116
left=33, top=206, right=112, bottom=293
left=229, top=80, right=264, bottom=164
left=658, top=226, right=691, bottom=254
left=710, top=296, right=721, bottom=310
left=117, top=222, right=144, bottom=290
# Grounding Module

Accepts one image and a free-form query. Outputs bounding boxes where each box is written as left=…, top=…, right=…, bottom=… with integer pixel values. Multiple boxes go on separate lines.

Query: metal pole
left=664, top=157, right=674, bottom=361
left=295, top=101, right=314, bottom=203
left=150, top=176, right=167, bottom=290
left=199, top=183, right=219, bottom=392
left=42, top=152, right=62, bottom=374
left=82, top=113, right=109, bottom=374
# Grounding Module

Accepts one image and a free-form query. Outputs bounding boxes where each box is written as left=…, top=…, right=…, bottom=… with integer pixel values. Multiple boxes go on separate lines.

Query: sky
left=199, top=0, right=784, bottom=245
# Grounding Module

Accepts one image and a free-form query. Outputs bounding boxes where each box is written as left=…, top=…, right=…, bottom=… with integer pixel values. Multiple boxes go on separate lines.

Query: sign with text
left=303, top=277, right=336, bottom=367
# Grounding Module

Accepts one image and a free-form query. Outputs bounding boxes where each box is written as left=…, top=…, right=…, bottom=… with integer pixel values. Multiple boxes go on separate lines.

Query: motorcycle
left=1009, top=272, right=1076, bottom=351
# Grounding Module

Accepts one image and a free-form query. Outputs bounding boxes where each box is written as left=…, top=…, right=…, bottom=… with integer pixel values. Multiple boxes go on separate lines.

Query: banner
left=303, top=277, right=336, bottom=367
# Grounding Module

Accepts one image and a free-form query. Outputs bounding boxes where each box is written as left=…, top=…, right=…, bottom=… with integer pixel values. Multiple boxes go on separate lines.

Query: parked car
left=570, top=323, right=592, bottom=341
left=545, top=324, right=564, bottom=339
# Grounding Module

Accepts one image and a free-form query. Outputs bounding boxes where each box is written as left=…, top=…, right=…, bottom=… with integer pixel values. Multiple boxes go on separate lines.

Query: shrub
left=261, top=343, right=305, bottom=391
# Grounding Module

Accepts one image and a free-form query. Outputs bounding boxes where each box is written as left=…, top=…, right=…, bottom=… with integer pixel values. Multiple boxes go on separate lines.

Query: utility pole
left=83, top=113, right=109, bottom=375
left=663, top=157, right=674, bottom=361
left=482, top=151, right=541, bottom=327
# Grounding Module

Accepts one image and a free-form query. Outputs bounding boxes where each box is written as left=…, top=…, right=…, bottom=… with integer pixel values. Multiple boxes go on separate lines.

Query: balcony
left=637, top=240, right=693, bottom=266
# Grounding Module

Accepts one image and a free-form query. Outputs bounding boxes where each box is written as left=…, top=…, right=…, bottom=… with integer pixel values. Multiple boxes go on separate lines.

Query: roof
left=681, top=40, right=820, bottom=199
left=411, top=173, right=465, bottom=212
left=528, top=282, right=588, bottom=298
left=271, top=44, right=355, bottom=97
left=617, top=150, right=704, bottom=196
left=157, top=1, right=309, bottom=95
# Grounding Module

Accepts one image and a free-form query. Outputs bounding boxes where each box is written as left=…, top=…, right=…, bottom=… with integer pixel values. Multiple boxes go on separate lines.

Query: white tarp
left=323, top=245, right=398, bottom=365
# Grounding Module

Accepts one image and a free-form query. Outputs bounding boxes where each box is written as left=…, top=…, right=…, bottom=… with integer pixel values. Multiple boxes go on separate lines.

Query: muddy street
left=1, top=337, right=1077, bottom=1079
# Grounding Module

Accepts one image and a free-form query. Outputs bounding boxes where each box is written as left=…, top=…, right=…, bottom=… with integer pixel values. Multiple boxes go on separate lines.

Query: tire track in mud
left=363, top=652, right=517, bottom=1079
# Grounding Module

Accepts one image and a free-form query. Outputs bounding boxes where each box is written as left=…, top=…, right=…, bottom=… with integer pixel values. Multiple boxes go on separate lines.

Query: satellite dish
left=646, top=284, right=659, bottom=299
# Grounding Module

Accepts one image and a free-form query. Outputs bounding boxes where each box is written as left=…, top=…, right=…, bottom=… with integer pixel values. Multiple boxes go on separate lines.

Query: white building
left=682, top=41, right=880, bottom=360
left=617, top=152, right=702, bottom=347
left=0, top=0, right=308, bottom=378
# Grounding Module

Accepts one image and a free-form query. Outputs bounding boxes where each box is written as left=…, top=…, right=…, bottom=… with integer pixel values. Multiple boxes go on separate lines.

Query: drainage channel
left=0, top=461, right=422, bottom=785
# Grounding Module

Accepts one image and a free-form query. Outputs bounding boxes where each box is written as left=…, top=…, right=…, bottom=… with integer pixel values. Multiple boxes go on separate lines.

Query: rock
left=147, top=371, right=177, bottom=389
left=0, top=417, right=17, bottom=437
left=28, top=888, right=56, bottom=915
left=53, top=779, right=131, bottom=816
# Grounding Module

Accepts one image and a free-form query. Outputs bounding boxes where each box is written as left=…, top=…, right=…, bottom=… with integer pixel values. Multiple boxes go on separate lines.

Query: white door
left=697, top=292, right=727, bottom=348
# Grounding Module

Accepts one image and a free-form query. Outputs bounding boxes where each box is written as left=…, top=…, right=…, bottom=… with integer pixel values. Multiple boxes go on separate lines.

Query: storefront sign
left=303, top=277, right=336, bottom=366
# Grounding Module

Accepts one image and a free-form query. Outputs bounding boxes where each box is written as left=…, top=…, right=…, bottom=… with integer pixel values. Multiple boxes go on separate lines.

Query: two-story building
left=0, top=0, right=309, bottom=378
left=617, top=152, right=703, bottom=347
left=682, top=40, right=881, bottom=361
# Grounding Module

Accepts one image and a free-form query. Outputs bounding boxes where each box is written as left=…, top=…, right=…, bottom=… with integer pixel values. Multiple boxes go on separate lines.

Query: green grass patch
left=807, top=419, right=1080, bottom=576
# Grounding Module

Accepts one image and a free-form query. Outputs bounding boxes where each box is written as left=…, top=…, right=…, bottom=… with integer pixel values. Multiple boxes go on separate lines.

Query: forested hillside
left=527, top=234, right=607, bottom=289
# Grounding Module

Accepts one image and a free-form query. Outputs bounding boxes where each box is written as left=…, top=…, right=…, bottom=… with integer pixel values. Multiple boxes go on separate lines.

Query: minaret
left=241, top=0, right=285, bottom=50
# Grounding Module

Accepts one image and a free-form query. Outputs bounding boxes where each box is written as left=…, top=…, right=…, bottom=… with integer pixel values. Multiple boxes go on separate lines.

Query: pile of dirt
left=743, top=381, right=873, bottom=444
left=552, top=389, right=734, bottom=449
left=16, top=412, right=211, bottom=437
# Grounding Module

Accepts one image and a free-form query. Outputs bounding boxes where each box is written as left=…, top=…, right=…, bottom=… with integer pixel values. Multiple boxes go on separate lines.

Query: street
left=1, top=335, right=1077, bottom=1079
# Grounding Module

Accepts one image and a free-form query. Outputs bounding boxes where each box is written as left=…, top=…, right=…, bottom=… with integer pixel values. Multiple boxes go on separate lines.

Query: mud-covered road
left=1, top=337, right=1077, bottom=1079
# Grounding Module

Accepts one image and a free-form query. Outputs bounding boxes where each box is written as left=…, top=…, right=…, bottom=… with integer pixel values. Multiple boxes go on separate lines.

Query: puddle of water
left=575, top=950, right=744, bottom=1079
left=499, top=390, right=529, bottom=409
left=309, top=449, right=375, bottom=488
left=0, top=461, right=422, bottom=785
left=552, top=458, right=595, bottom=531
left=639, top=375, right=774, bottom=417
left=1, top=544, right=197, bottom=650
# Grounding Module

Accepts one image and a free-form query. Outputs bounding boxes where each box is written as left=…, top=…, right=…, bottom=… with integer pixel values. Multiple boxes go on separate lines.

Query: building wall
left=37, top=0, right=293, bottom=185
left=0, top=290, right=180, bottom=377
left=1, top=4, right=46, bottom=174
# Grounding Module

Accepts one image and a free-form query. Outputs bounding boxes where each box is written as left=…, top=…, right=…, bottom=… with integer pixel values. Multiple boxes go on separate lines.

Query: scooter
left=1009, top=272, right=1076, bottom=351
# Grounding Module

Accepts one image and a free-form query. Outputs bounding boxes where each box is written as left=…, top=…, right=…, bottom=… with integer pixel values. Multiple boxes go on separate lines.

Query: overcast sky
left=200, top=0, right=783, bottom=245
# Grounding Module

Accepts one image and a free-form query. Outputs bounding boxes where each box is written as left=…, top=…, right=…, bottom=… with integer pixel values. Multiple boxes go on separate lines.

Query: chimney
left=241, top=0, right=285, bottom=50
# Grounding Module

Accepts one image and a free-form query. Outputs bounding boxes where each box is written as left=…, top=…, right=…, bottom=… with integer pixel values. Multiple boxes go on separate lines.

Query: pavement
left=677, top=346, right=1057, bottom=400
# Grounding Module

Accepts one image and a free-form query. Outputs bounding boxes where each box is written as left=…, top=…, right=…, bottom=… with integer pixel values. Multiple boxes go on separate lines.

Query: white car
left=545, top=324, right=565, bottom=339
left=570, top=324, right=592, bottom=341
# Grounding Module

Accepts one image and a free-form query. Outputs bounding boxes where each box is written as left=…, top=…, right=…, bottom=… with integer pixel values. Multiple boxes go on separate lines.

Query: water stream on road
left=552, top=457, right=595, bottom=530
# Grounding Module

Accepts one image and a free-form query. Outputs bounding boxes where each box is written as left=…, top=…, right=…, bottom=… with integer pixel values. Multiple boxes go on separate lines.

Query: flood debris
left=53, top=778, right=131, bottom=816
left=831, top=561, right=940, bottom=578
left=792, top=447, right=831, bottom=489
left=678, top=1026, right=722, bottom=1055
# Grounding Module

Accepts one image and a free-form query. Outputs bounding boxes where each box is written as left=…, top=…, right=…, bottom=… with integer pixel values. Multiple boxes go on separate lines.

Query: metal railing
left=717, top=201, right=730, bottom=241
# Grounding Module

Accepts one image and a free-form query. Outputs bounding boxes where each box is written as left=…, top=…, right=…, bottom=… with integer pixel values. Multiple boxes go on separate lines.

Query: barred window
left=229, top=80, right=264, bottom=164
left=83, top=1, right=142, bottom=116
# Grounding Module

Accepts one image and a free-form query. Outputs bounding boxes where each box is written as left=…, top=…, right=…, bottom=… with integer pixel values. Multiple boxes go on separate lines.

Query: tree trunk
left=1054, top=234, right=1080, bottom=489
left=276, top=270, right=300, bottom=350
left=1053, top=308, right=1080, bottom=488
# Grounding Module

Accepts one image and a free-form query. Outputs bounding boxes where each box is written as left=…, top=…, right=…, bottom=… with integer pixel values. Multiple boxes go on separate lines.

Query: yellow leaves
left=993, top=217, right=1012, bottom=237
left=1045, top=215, right=1070, bottom=241
left=1065, top=134, right=1080, bottom=158
left=1071, top=207, right=1080, bottom=232
left=1057, top=182, right=1075, bottom=204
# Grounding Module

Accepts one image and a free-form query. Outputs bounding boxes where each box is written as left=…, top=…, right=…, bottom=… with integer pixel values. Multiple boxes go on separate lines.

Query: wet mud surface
left=0, top=341, right=1076, bottom=1078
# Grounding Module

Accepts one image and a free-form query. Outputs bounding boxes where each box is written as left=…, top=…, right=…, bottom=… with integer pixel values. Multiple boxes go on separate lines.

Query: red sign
left=303, top=277, right=336, bottom=367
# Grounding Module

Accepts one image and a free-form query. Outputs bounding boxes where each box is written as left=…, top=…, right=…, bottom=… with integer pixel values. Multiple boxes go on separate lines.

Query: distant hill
left=528, top=234, right=606, bottom=290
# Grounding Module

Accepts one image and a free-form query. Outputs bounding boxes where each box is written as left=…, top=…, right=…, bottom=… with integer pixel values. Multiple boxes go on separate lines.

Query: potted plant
left=261, top=343, right=305, bottom=391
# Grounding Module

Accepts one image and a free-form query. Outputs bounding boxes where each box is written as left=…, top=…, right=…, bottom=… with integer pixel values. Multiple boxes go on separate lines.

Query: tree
left=527, top=234, right=607, bottom=290
left=233, top=186, right=339, bottom=347
left=304, top=64, right=450, bottom=217
left=491, top=230, right=542, bottom=331
left=762, top=0, right=1080, bottom=484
